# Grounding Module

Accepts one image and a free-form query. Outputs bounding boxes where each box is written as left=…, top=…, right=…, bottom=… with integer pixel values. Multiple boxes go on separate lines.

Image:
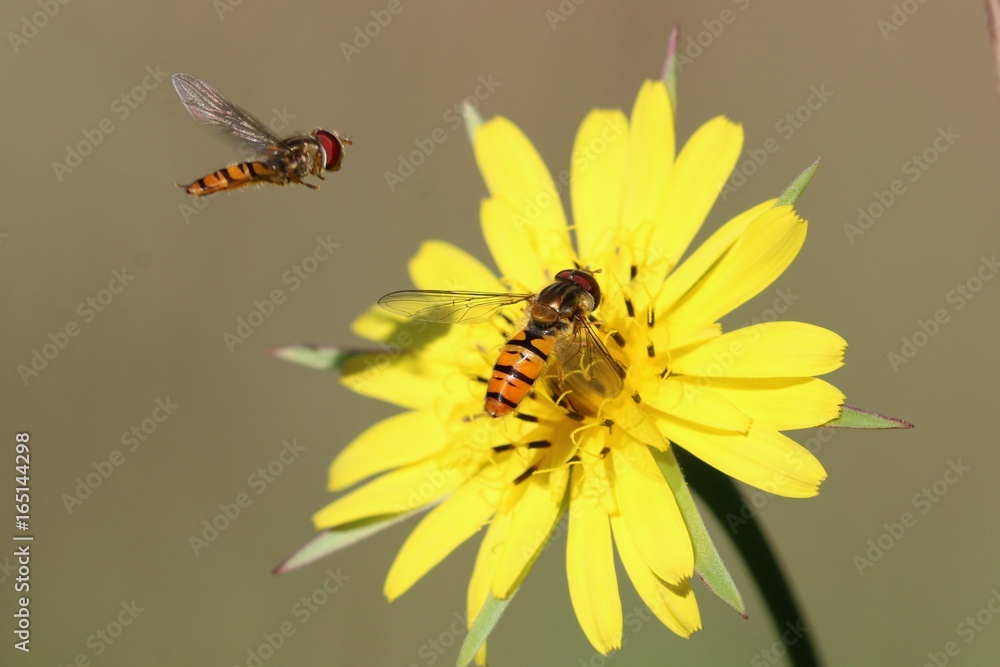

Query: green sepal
left=269, top=344, right=365, bottom=371
left=456, top=485, right=566, bottom=665
left=662, top=25, right=680, bottom=113
left=822, top=404, right=913, bottom=429
left=457, top=592, right=514, bottom=667
left=463, top=103, right=485, bottom=142
left=774, top=158, right=821, bottom=207
left=273, top=506, right=433, bottom=575
left=654, top=447, right=746, bottom=616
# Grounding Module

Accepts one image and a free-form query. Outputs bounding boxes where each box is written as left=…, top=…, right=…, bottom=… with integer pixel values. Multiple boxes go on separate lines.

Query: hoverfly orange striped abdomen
left=485, top=329, right=559, bottom=418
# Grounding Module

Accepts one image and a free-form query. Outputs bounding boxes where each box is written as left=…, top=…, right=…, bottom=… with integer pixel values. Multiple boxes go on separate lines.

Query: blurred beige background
left=3, top=1, right=998, bottom=665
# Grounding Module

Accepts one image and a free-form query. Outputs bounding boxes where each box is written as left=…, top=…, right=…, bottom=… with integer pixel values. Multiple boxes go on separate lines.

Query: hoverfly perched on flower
left=171, top=73, right=350, bottom=196
left=379, top=268, right=626, bottom=418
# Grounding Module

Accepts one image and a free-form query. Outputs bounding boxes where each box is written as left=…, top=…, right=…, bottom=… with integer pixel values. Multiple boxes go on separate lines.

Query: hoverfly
left=378, top=269, right=625, bottom=418
left=171, top=73, right=350, bottom=196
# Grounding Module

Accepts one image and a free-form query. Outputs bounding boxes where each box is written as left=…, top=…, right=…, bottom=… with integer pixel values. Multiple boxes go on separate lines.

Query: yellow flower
left=312, top=78, right=846, bottom=659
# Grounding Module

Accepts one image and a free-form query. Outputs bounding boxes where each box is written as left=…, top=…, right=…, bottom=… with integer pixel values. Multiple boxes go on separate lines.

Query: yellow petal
left=330, top=410, right=448, bottom=490
left=660, top=417, right=827, bottom=497
left=643, top=377, right=752, bottom=433
left=655, top=199, right=775, bottom=315
left=567, top=466, right=622, bottom=654
left=670, top=322, right=847, bottom=378
left=312, top=458, right=462, bottom=529
left=384, top=475, right=500, bottom=601
left=697, top=377, right=845, bottom=430
left=340, top=351, right=449, bottom=410
left=668, top=206, right=806, bottom=324
left=646, top=116, right=744, bottom=271
left=621, top=81, right=675, bottom=236
left=611, top=442, right=693, bottom=585
left=407, top=240, right=506, bottom=292
left=492, top=473, right=568, bottom=598
left=474, top=117, right=576, bottom=286
left=611, top=513, right=701, bottom=637
left=571, top=109, right=629, bottom=261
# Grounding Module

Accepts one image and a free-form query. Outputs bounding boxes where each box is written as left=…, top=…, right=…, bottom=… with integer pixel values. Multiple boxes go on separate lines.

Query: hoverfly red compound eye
left=555, top=269, right=602, bottom=308
left=316, top=130, right=345, bottom=170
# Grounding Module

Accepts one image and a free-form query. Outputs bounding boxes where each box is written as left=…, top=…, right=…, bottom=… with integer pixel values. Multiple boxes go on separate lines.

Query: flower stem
left=675, top=448, right=823, bottom=667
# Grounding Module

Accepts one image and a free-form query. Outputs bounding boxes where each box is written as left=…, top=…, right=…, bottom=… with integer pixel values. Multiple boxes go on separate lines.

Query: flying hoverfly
left=378, top=269, right=625, bottom=418
left=171, top=73, right=350, bottom=196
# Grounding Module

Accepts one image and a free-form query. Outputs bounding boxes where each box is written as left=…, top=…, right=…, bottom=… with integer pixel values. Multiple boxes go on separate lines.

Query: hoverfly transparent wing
left=378, top=290, right=533, bottom=324
left=554, top=319, right=626, bottom=403
left=171, top=73, right=287, bottom=154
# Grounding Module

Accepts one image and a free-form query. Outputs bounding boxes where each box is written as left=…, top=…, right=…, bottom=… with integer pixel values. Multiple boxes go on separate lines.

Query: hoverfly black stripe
left=624, top=297, right=635, bottom=318
left=526, top=440, right=551, bottom=449
left=485, top=391, right=519, bottom=409
left=492, top=444, right=515, bottom=453
left=513, top=466, right=537, bottom=485
left=509, top=333, right=550, bottom=361
left=249, top=162, right=270, bottom=176
left=516, top=413, right=539, bottom=423
left=647, top=343, right=656, bottom=358
left=493, top=364, right=534, bottom=385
